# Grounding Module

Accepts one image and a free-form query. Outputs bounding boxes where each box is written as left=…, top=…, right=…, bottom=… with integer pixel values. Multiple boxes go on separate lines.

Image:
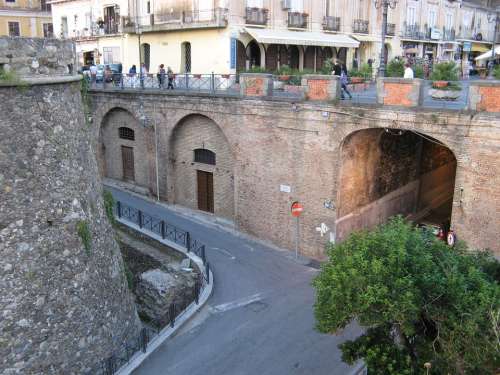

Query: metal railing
left=353, top=19, right=369, bottom=34
left=89, top=200, right=211, bottom=375
left=88, top=73, right=240, bottom=95
left=386, top=23, right=396, bottom=36
left=288, top=12, right=308, bottom=28
left=323, top=16, right=341, bottom=31
left=246, top=7, right=268, bottom=25
left=442, top=27, right=455, bottom=41
left=401, top=22, right=424, bottom=39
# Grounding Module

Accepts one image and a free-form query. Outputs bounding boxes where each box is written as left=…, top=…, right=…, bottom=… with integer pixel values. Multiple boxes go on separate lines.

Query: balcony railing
left=246, top=7, right=268, bottom=25
left=323, top=16, right=340, bottom=31
left=401, top=22, right=424, bottom=40
left=123, top=8, right=228, bottom=33
left=102, top=20, right=120, bottom=35
left=442, top=27, right=455, bottom=41
left=353, top=19, right=369, bottom=34
left=386, top=23, right=395, bottom=36
left=287, top=12, right=308, bottom=28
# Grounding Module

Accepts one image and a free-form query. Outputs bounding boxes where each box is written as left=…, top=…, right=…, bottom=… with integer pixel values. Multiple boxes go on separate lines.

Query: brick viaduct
left=90, top=85, right=500, bottom=259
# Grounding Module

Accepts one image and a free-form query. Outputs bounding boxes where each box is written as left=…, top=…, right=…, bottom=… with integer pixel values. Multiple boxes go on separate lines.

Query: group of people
left=127, top=63, right=175, bottom=89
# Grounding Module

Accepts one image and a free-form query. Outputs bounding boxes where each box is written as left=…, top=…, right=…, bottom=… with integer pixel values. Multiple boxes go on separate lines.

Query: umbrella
left=475, top=46, right=500, bottom=61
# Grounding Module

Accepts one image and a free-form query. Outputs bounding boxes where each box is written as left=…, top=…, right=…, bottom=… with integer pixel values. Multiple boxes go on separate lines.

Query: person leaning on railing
left=167, top=67, right=175, bottom=90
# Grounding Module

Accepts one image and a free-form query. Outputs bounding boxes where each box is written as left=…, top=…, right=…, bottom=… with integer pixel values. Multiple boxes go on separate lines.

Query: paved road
left=108, top=187, right=362, bottom=375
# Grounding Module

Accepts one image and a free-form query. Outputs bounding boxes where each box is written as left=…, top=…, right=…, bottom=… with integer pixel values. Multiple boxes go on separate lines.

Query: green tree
left=313, top=217, right=500, bottom=375
left=430, top=62, right=459, bottom=81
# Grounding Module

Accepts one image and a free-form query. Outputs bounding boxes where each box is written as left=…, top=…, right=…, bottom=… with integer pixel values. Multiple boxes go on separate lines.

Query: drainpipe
left=153, top=103, right=160, bottom=201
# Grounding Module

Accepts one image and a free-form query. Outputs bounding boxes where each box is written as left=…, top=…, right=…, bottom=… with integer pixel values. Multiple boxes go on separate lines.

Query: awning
left=351, top=34, right=381, bottom=43
left=475, top=46, right=500, bottom=60
left=471, top=43, right=491, bottom=53
left=244, top=27, right=359, bottom=48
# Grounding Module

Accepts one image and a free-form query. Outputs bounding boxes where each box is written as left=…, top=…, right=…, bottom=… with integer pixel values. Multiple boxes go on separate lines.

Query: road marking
left=210, top=247, right=236, bottom=259
left=211, top=293, right=262, bottom=313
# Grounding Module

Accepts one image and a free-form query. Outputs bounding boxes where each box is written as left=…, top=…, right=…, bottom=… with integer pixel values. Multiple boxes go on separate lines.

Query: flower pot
left=193, top=74, right=202, bottom=79
left=221, top=74, right=230, bottom=79
left=350, top=77, right=364, bottom=84
left=278, top=75, right=290, bottom=81
left=432, top=80, right=448, bottom=89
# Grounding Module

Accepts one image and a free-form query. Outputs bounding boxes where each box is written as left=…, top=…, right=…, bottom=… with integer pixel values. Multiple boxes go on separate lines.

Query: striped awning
left=244, top=27, right=359, bottom=48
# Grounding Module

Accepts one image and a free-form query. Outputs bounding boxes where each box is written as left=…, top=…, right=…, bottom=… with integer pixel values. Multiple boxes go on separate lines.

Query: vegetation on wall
left=430, top=62, right=459, bottom=82
left=103, top=190, right=116, bottom=226
left=493, top=65, right=500, bottom=80
left=81, top=78, right=92, bottom=126
left=313, top=217, right=500, bottom=375
left=77, top=220, right=92, bottom=255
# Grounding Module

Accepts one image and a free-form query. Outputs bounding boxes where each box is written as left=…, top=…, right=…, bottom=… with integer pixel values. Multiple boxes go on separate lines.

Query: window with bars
left=8, top=22, right=20, bottom=37
left=119, top=127, right=135, bottom=141
left=194, top=148, right=216, bottom=165
left=181, top=42, right=191, bottom=73
left=41, top=0, right=51, bottom=11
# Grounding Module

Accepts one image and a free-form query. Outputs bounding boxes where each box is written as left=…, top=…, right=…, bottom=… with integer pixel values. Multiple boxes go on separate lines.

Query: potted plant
left=429, top=62, right=461, bottom=100
left=276, top=65, right=292, bottom=81
left=386, top=58, right=405, bottom=78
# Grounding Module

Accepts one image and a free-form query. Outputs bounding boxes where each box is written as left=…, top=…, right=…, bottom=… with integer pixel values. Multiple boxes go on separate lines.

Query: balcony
left=401, top=22, right=424, bottom=40
left=123, top=8, right=228, bottom=33
left=352, top=19, right=369, bottom=34
left=287, top=12, right=308, bottom=28
left=323, top=16, right=341, bottom=32
left=442, top=27, right=455, bottom=41
left=246, top=7, right=268, bottom=25
left=386, top=23, right=395, bottom=36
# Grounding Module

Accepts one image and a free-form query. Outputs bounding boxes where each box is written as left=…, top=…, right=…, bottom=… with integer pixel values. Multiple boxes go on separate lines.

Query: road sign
left=291, top=202, right=303, bottom=217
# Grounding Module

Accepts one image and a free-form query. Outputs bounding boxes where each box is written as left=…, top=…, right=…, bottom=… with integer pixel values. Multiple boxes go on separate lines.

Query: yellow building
left=0, top=0, right=53, bottom=37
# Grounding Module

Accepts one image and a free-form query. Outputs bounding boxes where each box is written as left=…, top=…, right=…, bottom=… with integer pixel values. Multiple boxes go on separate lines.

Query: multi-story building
left=0, top=0, right=53, bottom=38
left=51, top=0, right=499, bottom=74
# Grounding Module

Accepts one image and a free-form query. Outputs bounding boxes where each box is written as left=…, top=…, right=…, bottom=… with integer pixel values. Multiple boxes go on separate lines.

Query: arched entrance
left=169, top=114, right=235, bottom=220
left=289, top=45, right=299, bottom=69
left=236, top=40, right=246, bottom=72
left=336, top=128, right=457, bottom=241
left=247, top=40, right=261, bottom=68
left=99, top=108, right=152, bottom=189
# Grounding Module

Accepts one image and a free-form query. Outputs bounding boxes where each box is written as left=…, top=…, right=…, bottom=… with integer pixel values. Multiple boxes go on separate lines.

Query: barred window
left=119, top=127, right=135, bottom=141
left=8, top=22, right=20, bottom=37
left=194, top=149, right=216, bottom=165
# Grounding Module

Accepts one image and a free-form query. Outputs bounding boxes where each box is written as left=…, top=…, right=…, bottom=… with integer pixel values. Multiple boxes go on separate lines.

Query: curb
left=114, top=217, right=214, bottom=375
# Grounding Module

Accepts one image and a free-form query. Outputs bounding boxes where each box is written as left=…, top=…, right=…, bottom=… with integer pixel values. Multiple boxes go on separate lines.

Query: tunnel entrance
left=336, top=128, right=457, bottom=241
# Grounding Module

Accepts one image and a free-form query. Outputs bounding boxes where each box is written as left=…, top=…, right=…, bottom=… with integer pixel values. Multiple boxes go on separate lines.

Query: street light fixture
left=375, top=0, right=398, bottom=77
left=487, top=11, right=499, bottom=78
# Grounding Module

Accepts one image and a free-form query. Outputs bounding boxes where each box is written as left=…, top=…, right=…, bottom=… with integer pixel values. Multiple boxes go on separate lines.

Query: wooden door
left=197, top=170, right=214, bottom=213
left=121, top=146, right=135, bottom=181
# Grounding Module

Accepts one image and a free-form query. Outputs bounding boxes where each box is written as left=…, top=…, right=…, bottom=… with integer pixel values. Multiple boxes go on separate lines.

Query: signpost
left=291, top=202, right=303, bottom=260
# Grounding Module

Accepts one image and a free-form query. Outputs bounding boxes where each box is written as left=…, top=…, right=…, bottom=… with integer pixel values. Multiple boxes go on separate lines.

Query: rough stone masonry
left=0, top=37, right=141, bottom=374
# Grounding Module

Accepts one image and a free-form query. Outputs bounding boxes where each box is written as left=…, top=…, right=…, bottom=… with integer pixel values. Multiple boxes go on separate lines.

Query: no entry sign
left=291, top=202, right=304, bottom=217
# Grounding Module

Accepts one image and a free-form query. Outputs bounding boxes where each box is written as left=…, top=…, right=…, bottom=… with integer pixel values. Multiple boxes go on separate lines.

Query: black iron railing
left=323, top=16, right=341, bottom=31
left=89, top=200, right=211, bottom=374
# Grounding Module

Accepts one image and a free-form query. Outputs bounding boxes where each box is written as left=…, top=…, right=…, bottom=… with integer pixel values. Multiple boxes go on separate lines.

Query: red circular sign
left=291, top=202, right=304, bottom=217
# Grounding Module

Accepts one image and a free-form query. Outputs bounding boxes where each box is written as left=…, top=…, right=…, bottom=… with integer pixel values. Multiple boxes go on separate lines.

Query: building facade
left=51, top=0, right=499, bottom=74
left=0, top=0, right=52, bottom=37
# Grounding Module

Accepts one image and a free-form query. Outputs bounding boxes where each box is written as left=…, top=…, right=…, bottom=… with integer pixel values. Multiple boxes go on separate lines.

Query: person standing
left=404, top=63, right=414, bottom=79
left=332, top=60, right=342, bottom=76
left=167, top=66, right=174, bottom=90
left=140, top=63, right=148, bottom=88
left=129, top=64, right=137, bottom=75
left=158, top=64, right=166, bottom=88
left=340, top=65, right=352, bottom=100
left=89, top=63, right=97, bottom=83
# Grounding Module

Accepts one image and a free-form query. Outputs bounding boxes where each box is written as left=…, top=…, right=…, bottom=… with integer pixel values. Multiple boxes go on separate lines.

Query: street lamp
left=487, top=11, right=499, bottom=78
left=375, top=0, right=398, bottom=77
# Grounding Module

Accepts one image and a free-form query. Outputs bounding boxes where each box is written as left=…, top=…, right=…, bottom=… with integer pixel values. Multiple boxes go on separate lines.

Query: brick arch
left=98, top=107, right=154, bottom=191
left=167, top=113, right=235, bottom=221
left=335, top=127, right=458, bottom=242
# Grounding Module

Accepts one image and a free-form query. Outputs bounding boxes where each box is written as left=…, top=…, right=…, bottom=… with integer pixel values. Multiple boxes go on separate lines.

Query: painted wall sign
left=230, top=38, right=237, bottom=69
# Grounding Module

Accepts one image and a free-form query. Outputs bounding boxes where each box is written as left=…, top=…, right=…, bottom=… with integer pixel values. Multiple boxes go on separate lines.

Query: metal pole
left=378, top=1, right=388, bottom=77
left=490, top=15, right=498, bottom=78
left=153, top=103, right=160, bottom=201
left=295, top=216, right=299, bottom=260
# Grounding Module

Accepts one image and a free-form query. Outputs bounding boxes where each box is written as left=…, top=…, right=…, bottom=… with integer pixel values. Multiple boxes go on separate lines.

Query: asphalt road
left=109, top=187, right=362, bottom=375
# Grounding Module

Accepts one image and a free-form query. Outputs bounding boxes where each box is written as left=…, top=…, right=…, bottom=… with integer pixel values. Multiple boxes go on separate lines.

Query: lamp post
left=375, top=0, right=398, bottom=77
left=487, top=11, right=499, bottom=78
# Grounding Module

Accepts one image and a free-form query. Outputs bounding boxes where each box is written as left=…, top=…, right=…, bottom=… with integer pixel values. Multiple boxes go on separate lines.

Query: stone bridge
left=89, top=83, right=500, bottom=258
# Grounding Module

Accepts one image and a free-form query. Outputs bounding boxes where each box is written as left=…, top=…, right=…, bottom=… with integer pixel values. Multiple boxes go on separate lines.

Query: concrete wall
left=90, top=91, right=500, bottom=259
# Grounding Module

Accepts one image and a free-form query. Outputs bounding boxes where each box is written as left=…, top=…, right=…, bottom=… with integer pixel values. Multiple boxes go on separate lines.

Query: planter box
left=432, top=81, right=448, bottom=89
left=350, top=77, right=364, bottom=84
left=429, top=88, right=461, bottom=100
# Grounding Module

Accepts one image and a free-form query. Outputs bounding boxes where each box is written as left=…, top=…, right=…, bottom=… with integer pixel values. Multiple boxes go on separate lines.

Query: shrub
left=76, top=220, right=92, bottom=255
left=358, top=63, right=373, bottom=80
left=244, top=66, right=267, bottom=73
left=103, top=190, right=115, bottom=226
left=494, top=65, right=500, bottom=80
left=386, top=59, right=405, bottom=77
left=314, top=217, right=500, bottom=375
left=413, top=64, right=424, bottom=79
left=430, top=61, right=459, bottom=82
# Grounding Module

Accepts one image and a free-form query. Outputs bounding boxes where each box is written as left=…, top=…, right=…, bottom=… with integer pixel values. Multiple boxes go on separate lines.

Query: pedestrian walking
left=404, top=63, right=414, bottom=79
left=157, top=64, right=166, bottom=88
left=332, top=60, right=342, bottom=76
left=340, top=65, right=352, bottom=100
left=89, top=63, right=97, bottom=83
left=140, top=63, right=148, bottom=88
left=104, top=65, right=113, bottom=83
left=167, top=66, right=175, bottom=90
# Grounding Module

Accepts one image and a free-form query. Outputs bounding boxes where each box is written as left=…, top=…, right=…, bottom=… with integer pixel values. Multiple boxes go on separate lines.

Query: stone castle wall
left=89, top=90, right=500, bottom=260
left=0, top=38, right=140, bottom=374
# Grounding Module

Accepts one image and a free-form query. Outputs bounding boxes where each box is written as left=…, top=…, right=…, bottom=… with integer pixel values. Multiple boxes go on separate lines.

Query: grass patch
left=77, top=220, right=92, bottom=255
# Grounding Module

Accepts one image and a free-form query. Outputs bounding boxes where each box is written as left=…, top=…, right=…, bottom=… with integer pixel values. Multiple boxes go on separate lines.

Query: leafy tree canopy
left=313, top=217, right=500, bottom=375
